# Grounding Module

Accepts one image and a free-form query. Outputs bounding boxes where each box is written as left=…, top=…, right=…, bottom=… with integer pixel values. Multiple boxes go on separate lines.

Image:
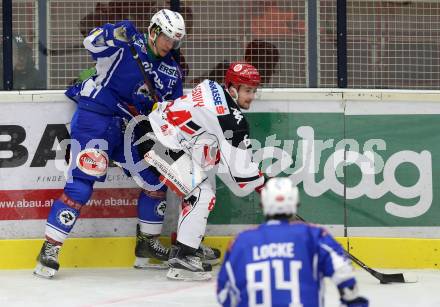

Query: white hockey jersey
left=149, top=79, right=264, bottom=196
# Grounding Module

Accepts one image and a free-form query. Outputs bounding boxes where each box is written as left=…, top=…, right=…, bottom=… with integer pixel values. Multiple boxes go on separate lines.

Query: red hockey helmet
left=225, top=62, right=261, bottom=89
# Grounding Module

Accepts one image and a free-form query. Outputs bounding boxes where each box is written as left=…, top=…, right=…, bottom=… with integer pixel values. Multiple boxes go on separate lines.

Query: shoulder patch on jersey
left=76, top=148, right=108, bottom=177
left=133, top=37, right=147, bottom=54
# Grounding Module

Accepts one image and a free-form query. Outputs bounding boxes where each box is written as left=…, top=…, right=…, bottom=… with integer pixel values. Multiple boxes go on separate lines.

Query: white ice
left=0, top=268, right=438, bottom=307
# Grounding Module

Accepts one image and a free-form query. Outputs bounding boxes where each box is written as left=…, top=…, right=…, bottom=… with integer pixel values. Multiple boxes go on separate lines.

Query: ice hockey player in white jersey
left=217, top=177, right=369, bottom=307
left=134, top=62, right=265, bottom=280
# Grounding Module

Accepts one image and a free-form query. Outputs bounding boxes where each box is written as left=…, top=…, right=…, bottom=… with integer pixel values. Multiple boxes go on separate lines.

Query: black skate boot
left=33, top=240, right=61, bottom=279
left=134, top=224, right=169, bottom=269
left=167, top=242, right=212, bottom=281
left=171, top=232, right=221, bottom=265
left=196, top=238, right=222, bottom=265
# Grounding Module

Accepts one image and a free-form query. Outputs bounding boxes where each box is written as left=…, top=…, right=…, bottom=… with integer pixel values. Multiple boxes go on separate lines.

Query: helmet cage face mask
left=148, top=9, right=185, bottom=49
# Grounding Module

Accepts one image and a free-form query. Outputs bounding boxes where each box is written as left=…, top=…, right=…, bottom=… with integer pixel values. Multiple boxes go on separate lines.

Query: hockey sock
left=45, top=193, right=82, bottom=243
left=137, top=190, right=166, bottom=235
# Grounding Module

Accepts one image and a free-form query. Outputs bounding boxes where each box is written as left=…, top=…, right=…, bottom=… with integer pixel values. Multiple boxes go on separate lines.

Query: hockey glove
left=340, top=297, right=369, bottom=307
left=339, top=284, right=369, bottom=307
left=131, top=81, right=162, bottom=115
left=254, top=172, right=268, bottom=194
left=115, top=20, right=138, bottom=42
left=103, top=21, right=138, bottom=47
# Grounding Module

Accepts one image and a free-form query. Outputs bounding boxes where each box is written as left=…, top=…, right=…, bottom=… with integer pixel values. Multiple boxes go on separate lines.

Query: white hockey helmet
left=149, top=9, right=186, bottom=49
left=261, top=178, right=299, bottom=217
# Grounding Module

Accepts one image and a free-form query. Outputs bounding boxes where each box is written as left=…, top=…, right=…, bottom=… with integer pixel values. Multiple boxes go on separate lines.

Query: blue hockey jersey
left=69, top=23, right=183, bottom=117
left=217, top=220, right=356, bottom=307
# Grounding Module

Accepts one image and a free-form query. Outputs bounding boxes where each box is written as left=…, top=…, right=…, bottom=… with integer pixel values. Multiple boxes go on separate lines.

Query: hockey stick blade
left=377, top=272, right=418, bottom=284
left=347, top=253, right=418, bottom=284
left=295, top=214, right=418, bottom=284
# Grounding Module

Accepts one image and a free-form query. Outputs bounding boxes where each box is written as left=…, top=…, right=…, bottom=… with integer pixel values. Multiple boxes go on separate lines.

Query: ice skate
left=134, top=225, right=169, bottom=269
left=167, top=243, right=212, bottom=281
left=33, top=240, right=61, bottom=279
left=196, top=241, right=221, bottom=265
left=171, top=232, right=221, bottom=265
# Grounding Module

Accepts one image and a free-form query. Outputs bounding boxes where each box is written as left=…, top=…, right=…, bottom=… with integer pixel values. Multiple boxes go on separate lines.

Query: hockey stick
left=128, top=44, right=162, bottom=103
left=115, top=27, right=209, bottom=200
left=112, top=25, right=162, bottom=102
left=294, top=214, right=418, bottom=284
left=39, top=42, right=84, bottom=56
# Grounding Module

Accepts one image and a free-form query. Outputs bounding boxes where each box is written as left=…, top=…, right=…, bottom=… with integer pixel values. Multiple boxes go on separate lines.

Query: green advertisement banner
left=210, top=112, right=440, bottom=228
left=2, top=93, right=439, bottom=238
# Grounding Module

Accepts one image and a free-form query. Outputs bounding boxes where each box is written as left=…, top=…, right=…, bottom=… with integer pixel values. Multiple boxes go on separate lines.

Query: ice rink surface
left=0, top=268, right=438, bottom=307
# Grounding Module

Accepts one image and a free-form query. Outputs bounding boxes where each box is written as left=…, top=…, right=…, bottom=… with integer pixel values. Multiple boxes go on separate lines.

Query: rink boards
left=1, top=89, right=440, bottom=269
left=1, top=236, right=440, bottom=269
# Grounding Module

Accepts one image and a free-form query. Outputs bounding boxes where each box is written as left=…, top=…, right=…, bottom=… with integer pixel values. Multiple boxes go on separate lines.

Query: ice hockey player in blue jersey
left=34, top=9, right=188, bottom=278
left=217, top=177, right=369, bottom=307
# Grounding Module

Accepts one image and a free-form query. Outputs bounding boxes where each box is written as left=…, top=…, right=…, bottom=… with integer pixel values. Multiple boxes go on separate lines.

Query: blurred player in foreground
left=217, top=177, right=369, bottom=307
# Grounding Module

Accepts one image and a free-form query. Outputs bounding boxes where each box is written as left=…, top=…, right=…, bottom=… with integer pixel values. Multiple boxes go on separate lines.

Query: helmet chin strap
left=147, top=25, right=161, bottom=55
left=227, top=86, right=239, bottom=104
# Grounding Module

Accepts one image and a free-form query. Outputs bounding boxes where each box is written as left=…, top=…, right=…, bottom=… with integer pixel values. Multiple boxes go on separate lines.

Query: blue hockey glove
left=339, top=283, right=368, bottom=307
left=340, top=296, right=369, bottom=307
left=114, top=20, right=138, bottom=42
left=103, top=21, right=138, bottom=47
left=131, top=81, right=162, bottom=115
